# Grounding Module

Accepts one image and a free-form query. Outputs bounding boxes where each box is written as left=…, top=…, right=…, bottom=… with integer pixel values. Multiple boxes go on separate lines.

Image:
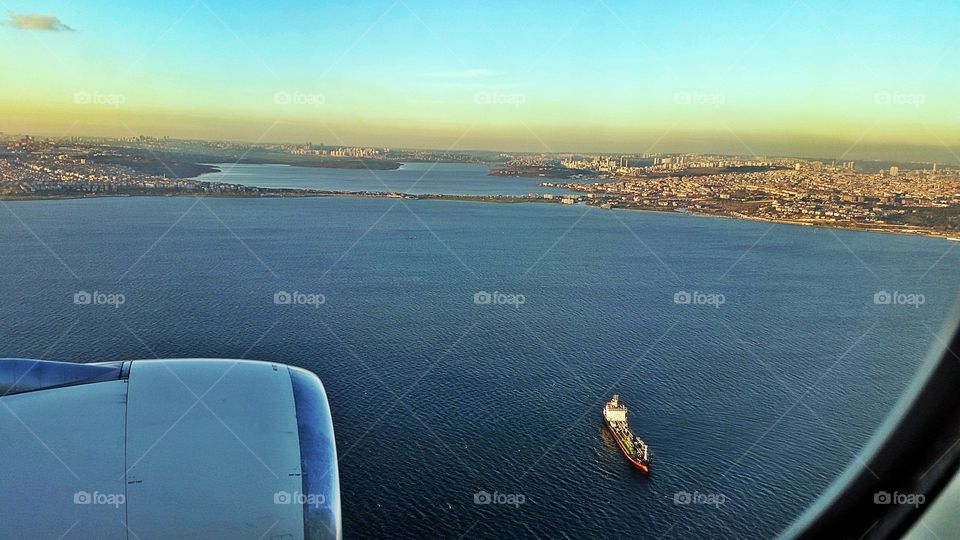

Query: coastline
left=608, top=204, right=960, bottom=242
left=3, top=190, right=958, bottom=242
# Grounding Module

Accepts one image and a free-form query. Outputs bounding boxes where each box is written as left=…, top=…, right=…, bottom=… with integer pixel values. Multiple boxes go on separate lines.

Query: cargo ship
left=603, top=395, right=652, bottom=473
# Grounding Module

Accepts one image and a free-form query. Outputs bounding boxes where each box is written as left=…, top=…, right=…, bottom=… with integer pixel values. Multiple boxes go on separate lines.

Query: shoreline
left=608, top=204, right=960, bottom=242
left=3, top=190, right=958, bottom=242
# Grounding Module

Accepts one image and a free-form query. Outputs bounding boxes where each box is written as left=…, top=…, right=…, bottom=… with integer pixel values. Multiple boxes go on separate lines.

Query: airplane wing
left=0, top=358, right=341, bottom=540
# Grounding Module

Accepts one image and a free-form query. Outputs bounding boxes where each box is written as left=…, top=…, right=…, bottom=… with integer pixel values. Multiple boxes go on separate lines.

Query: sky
left=1, top=0, right=959, bottom=161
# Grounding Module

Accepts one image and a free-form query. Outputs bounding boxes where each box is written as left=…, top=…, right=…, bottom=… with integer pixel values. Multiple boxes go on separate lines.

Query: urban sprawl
left=2, top=135, right=958, bottom=239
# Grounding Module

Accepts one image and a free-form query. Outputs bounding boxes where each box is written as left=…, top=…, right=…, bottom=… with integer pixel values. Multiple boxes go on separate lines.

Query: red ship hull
left=605, top=420, right=650, bottom=474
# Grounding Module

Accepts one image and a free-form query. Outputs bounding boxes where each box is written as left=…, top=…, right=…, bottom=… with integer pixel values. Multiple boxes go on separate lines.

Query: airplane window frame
left=786, top=304, right=960, bottom=539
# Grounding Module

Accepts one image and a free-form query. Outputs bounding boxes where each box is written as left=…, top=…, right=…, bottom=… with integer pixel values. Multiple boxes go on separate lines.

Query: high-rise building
left=890, top=166, right=899, bottom=177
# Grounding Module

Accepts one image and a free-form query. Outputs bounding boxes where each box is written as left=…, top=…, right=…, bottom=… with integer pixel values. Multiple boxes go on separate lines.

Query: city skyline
left=2, top=0, right=959, bottom=161
left=4, top=130, right=956, bottom=166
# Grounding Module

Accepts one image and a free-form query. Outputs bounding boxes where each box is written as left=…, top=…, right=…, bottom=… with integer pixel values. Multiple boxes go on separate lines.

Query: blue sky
left=1, top=0, right=959, bottom=159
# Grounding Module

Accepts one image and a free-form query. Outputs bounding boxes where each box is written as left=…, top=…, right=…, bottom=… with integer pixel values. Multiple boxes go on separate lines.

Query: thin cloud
left=7, top=12, right=74, bottom=32
left=426, top=68, right=495, bottom=79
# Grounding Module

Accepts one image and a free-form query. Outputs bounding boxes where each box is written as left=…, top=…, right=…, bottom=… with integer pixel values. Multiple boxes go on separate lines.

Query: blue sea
left=1, top=184, right=958, bottom=538
left=198, top=162, right=577, bottom=196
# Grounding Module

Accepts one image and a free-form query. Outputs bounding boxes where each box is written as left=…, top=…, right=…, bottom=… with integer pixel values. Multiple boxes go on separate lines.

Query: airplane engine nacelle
left=0, top=358, right=341, bottom=540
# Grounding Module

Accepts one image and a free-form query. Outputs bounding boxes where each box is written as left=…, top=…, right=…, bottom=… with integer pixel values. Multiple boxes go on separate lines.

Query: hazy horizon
left=5, top=125, right=957, bottom=165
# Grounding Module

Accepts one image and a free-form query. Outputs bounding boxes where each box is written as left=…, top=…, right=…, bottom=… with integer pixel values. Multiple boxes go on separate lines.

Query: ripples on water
left=0, top=196, right=957, bottom=539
